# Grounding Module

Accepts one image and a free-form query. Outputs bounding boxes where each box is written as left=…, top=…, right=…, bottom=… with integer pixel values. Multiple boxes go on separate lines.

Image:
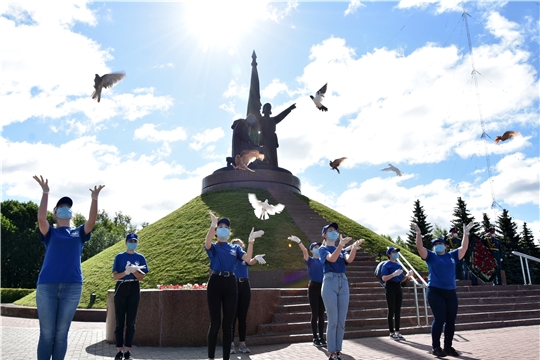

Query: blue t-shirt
left=234, top=258, right=250, bottom=278
left=112, top=252, right=149, bottom=280
left=319, top=245, right=348, bottom=274
left=381, top=261, right=405, bottom=283
left=206, top=242, right=245, bottom=272
left=304, top=257, right=324, bottom=282
left=37, top=225, right=91, bottom=285
left=425, top=249, right=459, bottom=290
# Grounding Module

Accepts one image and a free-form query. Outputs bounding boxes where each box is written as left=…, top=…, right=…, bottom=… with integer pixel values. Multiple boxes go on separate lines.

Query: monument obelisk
left=201, top=51, right=301, bottom=194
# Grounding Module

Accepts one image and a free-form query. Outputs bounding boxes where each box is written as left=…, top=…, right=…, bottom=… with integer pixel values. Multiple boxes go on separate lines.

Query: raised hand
left=89, top=185, right=105, bottom=200
left=339, top=234, right=353, bottom=247
left=33, top=175, right=50, bottom=193
left=249, top=227, right=264, bottom=243
left=463, top=222, right=474, bottom=235
left=254, top=254, right=266, bottom=265
left=412, top=223, right=421, bottom=234
left=287, top=235, right=301, bottom=244
left=209, top=211, right=218, bottom=227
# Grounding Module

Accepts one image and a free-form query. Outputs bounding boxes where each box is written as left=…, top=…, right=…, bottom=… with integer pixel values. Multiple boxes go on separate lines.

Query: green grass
left=14, top=189, right=425, bottom=309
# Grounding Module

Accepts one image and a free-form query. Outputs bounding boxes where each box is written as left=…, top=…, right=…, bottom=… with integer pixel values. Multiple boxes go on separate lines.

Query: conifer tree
left=450, top=197, right=479, bottom=236
left=481, top=213, right=492, bottom=234
left=519, top=222, right=540, bottom=283
left=406, top=199, right=433, bottom=254
left=496, top=209, right=522, bottom=284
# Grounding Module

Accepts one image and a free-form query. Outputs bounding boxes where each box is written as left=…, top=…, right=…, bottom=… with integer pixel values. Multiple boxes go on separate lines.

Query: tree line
left=389, top=197, right=539, bottom=284
left=1, top=200, right=142, bottom=289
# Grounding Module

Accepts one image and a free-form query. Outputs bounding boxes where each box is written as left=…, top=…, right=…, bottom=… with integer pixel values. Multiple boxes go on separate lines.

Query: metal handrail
left=511, top=251, right=540, bottom=285
left=397, top=255, right=429, bottom=326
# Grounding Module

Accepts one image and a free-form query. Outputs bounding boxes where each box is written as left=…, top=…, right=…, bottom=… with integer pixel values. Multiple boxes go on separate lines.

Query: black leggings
left=114, top=281, right=141, bottom=348
left=207, top=274, right=237, bottom=360
left=308, top=280, right=325, bottom=339
left=232, top=280, right=251, bottom=342
left=384, top=281, right=403, bottom=333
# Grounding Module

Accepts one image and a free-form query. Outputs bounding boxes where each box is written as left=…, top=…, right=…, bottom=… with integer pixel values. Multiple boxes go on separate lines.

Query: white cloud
left=134, top=124, right=187, bottom=143
left=344, top=0, right=364, bottom=16
left=261, top=79, right=293, bottom=99
left=152, top=63, right=175, bottom=69
left=189, top=128, right=225, bottom=151
left=0, top=1, right=172, bottom=129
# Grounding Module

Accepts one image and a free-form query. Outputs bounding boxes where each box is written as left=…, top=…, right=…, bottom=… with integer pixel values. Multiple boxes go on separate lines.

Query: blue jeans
left=36, top=283, right=82, bottom=360
left=321, top=272, right=349, bottom=353
left=427, top=286, right=458, bottom=350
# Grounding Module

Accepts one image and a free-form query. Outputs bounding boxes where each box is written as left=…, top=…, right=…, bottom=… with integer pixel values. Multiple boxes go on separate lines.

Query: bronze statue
left=228, top=51, right=295, bottom=168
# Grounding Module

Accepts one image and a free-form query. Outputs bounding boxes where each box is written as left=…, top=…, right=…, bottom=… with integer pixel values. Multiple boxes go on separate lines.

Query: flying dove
left=310, top=83, right=328, bottom=112
left=91, top=72, right=126, bottom=103
left=234, top=149, right=264, bottom=172
left=381, top=163, right=403, bottom=176
left=494, top=131, right=520, bottom=144
left=329, top=157, right=346, bottom=174
left=248, top=193, right=285, bottom=220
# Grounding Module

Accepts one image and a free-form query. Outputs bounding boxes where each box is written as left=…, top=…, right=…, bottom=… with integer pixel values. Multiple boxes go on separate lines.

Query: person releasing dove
left=248, top=193, right=285, bottom=220
left=381, top=163, right=403, bottom=176
left=310, top=83, right=328, bottom=112
left=92, top=72, right=126, bottom=103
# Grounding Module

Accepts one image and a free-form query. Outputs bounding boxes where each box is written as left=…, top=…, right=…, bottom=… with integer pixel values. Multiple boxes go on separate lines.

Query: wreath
left=465, top=234, right=497, bottom=283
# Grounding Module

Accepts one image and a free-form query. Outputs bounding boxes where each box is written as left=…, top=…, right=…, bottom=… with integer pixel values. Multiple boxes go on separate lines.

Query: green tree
left=450, top=197, right=479, bottom=237
left=406, top=199, right=433, bottom=254
left=395, top=235, right=406, bottom=247
left=497, top=209, right=522, bottom=285
left=518, top=222, right=540, bottom=284
left=1, top=200, right=45, bottom=288
left=481, top=213, right=492, bottom=234
left=432, top=224, right=447, bottom=239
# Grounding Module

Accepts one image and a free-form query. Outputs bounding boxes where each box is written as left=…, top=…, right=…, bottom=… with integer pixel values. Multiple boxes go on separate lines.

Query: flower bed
left=157, top=283, right=207, bottom=290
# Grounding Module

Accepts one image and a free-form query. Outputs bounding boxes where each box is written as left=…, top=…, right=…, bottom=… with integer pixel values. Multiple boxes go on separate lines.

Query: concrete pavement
left=1, top=315, right=538, bottom=360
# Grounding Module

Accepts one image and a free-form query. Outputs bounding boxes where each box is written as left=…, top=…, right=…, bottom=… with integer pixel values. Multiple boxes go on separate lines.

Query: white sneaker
left=390, top=333, right=399, bottom=340
left=396, top=332, right=405, bottom=341
left=238, top=343, right=250, bottom=353
left=230, top=342, right=236, bottom=354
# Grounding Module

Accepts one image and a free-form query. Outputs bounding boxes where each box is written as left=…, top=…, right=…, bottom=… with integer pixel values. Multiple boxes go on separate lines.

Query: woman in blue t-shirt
left=318, top=222, right=364, bottom=360
left=33, top=175, right=104, bottom=360
left=414, top=222, right=473, bottom=358
left=111, top=233, right=149, bottom=360
left=205, top=211, right=263, bottom=360
left=288, top=236, right=327, bottom=347
left=381, top=247, right=413, bottom=341
left=230, top=238, right=266, bottom=355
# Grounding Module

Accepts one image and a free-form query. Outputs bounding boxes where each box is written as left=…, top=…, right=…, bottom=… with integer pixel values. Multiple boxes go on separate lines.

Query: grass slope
left=15, top=189, right=426, bottom=309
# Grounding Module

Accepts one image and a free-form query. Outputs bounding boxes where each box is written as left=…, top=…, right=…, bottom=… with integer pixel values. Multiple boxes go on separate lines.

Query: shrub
left=1, top=288, right=35, bottom=303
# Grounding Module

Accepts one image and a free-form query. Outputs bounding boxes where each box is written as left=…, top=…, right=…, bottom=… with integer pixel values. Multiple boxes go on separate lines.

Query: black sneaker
left=432, top=347, right=447, bottom=357
left=114, top=351, right=123, bottom=360
left=124, top=351, right=132, bottom=359
left=444, top=347, right=460, bottom=357
left=320, top=338, right=327, bottom=347
left=313, top=337, right=323, bottom=347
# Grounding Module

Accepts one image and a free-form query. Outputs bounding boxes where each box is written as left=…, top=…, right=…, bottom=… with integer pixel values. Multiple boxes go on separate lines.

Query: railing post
left=413, top=282, right=420, bottom=327
left=525, top=259, right=532, bottom=285
left=519, top=256, right=527, bottom=285
left=423, top=287, right=429, bottom=326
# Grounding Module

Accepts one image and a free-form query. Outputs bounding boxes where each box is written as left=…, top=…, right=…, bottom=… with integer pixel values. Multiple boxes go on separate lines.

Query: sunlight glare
left=183, top=1, right=266, bottom=51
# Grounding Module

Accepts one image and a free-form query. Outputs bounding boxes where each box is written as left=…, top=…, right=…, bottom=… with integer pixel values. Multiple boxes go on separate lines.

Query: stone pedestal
left=106, top=288, right=281, bottom=347
left=202, top=164, right=301, bottom=194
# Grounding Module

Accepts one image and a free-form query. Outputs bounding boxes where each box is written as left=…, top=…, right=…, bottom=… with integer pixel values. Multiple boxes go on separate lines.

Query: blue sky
left=2, top=1, right=539, bottom=245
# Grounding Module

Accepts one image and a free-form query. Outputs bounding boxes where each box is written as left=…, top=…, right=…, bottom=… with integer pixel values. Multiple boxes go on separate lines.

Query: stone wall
left=106, top=288, right=282, bottom=347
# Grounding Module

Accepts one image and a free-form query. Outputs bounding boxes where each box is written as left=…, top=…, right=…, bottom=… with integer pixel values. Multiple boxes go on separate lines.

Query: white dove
left=310, top=83, right=328, bottom=112
left=248, top=193, right=285, bottom=220
left=381, top=163, right=403, bottom=176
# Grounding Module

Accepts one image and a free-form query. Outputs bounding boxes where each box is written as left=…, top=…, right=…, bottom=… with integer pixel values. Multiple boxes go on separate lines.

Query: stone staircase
left=248, top=254, right=540, bottom=345
left=248, top=189, right=540, bottom=345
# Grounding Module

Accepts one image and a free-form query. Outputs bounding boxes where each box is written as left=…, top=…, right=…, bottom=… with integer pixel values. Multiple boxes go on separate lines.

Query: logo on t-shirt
left=126, top=260, right=141, bottom=266
left=230, top=249, right=237, bottom=256
left=450, top=257, right=455, bottom=264
left=70, top=229, right=80, bottom=238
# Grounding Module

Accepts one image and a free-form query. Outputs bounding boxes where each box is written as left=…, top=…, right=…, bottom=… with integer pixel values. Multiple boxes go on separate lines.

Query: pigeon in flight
left=234, top=149, right=264, bottom=172
left=91, top=72, right=126, bottom=102
left=329, top=157, right=347, bottom=174
left=494, top=131, right=520, bottom=144
left=310, top=83, right=328, bottom=112
left=248, top=193, right=285, bottom=220
left=381, top=163, right=403, bottom=176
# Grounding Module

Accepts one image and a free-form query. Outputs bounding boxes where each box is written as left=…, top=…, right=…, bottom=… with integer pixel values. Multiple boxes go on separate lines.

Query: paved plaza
left=1, top=316, right=538, bottom=360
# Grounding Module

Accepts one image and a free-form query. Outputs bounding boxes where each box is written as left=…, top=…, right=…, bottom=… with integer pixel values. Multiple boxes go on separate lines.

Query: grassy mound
left=15, top=189, right=425, bottom=309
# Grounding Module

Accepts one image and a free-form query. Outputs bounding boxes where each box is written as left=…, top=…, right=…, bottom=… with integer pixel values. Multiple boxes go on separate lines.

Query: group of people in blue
left=32, top=173, right=500, bottom=360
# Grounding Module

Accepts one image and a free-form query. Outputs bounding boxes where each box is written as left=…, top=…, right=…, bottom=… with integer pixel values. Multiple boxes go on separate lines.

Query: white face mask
left=452, top=233, right=458, bottom=238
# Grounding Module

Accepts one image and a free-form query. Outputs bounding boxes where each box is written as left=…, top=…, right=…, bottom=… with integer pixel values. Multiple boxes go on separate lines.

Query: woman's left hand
left=338, top=234, right=353, bottom=247
left=249, top=227, right=264, bottom=243
left=89, top=185, right=105, bottom=200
